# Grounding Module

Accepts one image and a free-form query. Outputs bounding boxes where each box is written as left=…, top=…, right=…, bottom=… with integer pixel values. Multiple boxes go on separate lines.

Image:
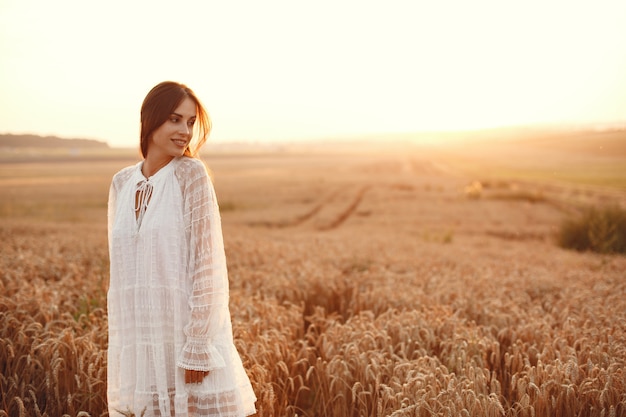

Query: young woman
left=107, top=81, right=256, bottom=417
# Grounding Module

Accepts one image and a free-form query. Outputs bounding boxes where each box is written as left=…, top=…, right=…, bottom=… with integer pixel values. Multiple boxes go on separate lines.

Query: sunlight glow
left=1, top=0, right=625, bottom=146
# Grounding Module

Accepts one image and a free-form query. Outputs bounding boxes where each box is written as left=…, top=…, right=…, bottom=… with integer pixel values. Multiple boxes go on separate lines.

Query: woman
left=107, top=81, right=256, bottom=417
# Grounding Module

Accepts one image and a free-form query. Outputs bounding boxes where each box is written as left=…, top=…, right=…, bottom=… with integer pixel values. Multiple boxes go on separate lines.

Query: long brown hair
left=140, top=81, right=211, bottom=158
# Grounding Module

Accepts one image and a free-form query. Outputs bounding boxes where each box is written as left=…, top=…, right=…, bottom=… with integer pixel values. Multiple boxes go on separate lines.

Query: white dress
left=107, top=156, right=256, bottom=417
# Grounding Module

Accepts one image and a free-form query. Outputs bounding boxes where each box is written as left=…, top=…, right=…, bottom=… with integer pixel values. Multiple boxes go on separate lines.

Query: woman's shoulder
left=176, top=155, right=207, bottom=170
left=112, top=163, right=139, bottom=186
left=174, top=156, right=210, bottom=181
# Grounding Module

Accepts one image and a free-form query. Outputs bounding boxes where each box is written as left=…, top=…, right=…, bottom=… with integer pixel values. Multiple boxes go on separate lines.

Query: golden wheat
left=1, top=148, right=626, bottom=416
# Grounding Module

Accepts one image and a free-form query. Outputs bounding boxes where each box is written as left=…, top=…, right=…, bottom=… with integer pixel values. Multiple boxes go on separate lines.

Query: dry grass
left=1, top=140, right=626, bottom=416
left=558, top=205, right=626, bottom=254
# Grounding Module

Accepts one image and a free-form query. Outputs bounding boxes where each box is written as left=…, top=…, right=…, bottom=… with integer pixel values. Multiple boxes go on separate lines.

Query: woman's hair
left=140, top=81, right=211, bottom=158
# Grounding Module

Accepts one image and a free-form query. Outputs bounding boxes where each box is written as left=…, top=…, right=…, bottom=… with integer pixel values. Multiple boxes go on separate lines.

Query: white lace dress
left=107, top=156, right=256, bottom=417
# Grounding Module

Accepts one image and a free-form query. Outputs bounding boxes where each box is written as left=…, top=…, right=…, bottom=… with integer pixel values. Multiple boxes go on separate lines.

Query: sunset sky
left=1, top=0, right=625, bottom=147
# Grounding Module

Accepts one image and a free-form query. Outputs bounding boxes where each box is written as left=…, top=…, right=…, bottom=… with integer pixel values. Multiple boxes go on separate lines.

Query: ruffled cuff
left=177, top=337, right=226, bottom=371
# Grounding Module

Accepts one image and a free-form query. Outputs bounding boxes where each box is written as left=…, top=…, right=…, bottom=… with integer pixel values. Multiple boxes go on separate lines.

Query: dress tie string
left=135, top=179, right=153, bottom=230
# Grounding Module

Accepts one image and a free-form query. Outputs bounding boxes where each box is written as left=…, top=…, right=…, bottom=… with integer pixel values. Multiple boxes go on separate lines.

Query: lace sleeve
left=177, top=159, right=229, bottom=371
left=108, top=166, right=135, bottom=245
left=107, top=177, right=118, bottom=251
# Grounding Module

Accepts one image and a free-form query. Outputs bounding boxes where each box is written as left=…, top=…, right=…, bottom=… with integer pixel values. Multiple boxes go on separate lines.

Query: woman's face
left=148, top=97, right=197, bottom=160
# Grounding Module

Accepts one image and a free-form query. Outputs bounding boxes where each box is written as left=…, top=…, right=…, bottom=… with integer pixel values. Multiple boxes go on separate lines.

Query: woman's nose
left=180, top=123, right=190, bottom=135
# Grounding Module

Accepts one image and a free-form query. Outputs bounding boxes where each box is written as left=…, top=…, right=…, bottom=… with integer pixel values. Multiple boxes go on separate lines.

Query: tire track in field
left=288, top=189, right=343, bottom=227
left=248, top=185, right=371, bottom=230
left=249, top=189, right=342, bottom=228
left=317, top=186, right=371, bottom=231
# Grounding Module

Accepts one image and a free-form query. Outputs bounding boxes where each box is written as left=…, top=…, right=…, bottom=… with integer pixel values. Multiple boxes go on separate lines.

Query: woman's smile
left=172, top=138, right=188, bottom=147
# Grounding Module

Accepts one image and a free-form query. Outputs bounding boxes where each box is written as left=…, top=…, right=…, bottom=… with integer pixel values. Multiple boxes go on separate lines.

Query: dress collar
left=135, top=157, right=178, bottom=182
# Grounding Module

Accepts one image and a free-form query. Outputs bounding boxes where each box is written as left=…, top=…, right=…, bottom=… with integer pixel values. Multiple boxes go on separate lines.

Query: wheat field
left=1, top=137, right=625, bottom=416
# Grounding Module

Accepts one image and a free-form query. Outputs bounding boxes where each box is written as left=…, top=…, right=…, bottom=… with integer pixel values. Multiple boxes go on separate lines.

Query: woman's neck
left=142, top=155, right=174, bottom=178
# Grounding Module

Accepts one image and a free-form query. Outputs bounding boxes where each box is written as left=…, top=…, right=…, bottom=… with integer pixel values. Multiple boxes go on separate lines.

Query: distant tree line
left=0, top=134, right=109, bottom=148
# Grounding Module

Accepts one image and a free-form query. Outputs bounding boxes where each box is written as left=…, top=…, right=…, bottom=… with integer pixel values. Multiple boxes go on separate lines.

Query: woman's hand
left=185, top=369, right=209, bottom=384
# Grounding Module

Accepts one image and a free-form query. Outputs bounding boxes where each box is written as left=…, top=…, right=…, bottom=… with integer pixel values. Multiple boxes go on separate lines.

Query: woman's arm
left=107, top=178, right=117, bottom=248
left=177, top=159, right=229, bottom=373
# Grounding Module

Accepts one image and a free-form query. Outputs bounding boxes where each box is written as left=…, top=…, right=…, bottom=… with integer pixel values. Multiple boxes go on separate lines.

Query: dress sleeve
left=107, top=177, right=118, bottom=251
left=177, top=160, right=229, bottom=371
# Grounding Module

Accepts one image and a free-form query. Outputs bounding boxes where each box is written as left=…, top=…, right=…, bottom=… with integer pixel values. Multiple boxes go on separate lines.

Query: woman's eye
left=187, top=120, right=195, bottom=127
left=170, top=117, right=179, bottom=123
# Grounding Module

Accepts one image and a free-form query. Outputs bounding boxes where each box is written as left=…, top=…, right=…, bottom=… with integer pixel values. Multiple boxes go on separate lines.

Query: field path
left=247, top=185, right=371, bottom=231
left=316, top=186, right=370, bottom=231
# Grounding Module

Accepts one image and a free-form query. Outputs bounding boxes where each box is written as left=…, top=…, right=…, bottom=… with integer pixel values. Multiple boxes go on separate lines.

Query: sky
left=1, top=0, right=625, bottom=147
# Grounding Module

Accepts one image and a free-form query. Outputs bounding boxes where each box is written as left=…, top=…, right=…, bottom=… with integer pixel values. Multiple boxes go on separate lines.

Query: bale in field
left=464, top=180, right=483, bottom=199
